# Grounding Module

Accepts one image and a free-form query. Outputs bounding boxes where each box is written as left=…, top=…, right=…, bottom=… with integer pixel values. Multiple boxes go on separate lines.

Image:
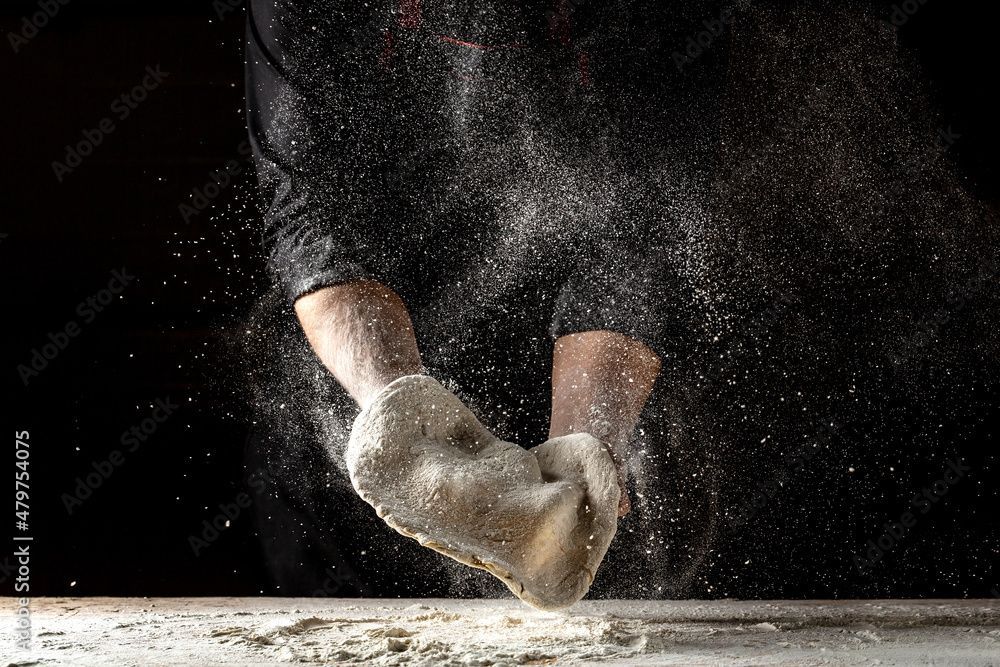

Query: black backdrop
left=4, top=1, right=998, bottom=598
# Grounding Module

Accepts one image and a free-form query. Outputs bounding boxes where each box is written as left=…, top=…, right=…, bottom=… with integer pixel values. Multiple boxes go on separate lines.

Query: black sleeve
left=548, top=0, right=731, bottom=361
left=549, top=234, right=685, bottom=362
left=245, top=0, right=391, bottom=301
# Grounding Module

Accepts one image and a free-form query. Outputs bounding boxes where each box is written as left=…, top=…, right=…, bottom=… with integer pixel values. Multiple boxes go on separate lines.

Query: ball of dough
left=346, top=375, right=620, bottom=610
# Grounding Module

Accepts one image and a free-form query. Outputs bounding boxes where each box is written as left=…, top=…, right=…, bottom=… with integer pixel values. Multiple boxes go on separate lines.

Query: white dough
left=345, top=375, right=620, bottom=610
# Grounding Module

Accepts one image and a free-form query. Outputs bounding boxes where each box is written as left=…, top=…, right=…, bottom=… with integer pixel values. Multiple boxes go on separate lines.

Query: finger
left=617, top=470, right=631, bottom=517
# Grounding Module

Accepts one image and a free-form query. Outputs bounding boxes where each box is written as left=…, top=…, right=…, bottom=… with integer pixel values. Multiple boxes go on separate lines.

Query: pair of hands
left=295, top=282, right=656, bottom=520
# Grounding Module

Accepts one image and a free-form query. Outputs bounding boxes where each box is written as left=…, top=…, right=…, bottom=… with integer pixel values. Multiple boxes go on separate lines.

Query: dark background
left=4, top=1, right=998, bottom=598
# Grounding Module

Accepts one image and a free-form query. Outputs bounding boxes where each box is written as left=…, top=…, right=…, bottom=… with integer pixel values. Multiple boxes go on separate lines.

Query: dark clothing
left=246, top=0, right=729, bottom=359
left=246, top=0, right=729, bottom=596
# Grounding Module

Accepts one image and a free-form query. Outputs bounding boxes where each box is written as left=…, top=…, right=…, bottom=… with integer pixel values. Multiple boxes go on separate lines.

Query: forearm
left=295, top=280, right=423, bottom=408
left=548, top=331, right=661, bottom=454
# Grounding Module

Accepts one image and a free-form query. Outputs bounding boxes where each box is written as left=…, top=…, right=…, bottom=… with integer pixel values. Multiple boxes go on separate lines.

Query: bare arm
left=548, top=330, right=662, bottom=515
left=296, top=284, right=656, bottom=514
left=294, top=280, right=423, bottom=408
